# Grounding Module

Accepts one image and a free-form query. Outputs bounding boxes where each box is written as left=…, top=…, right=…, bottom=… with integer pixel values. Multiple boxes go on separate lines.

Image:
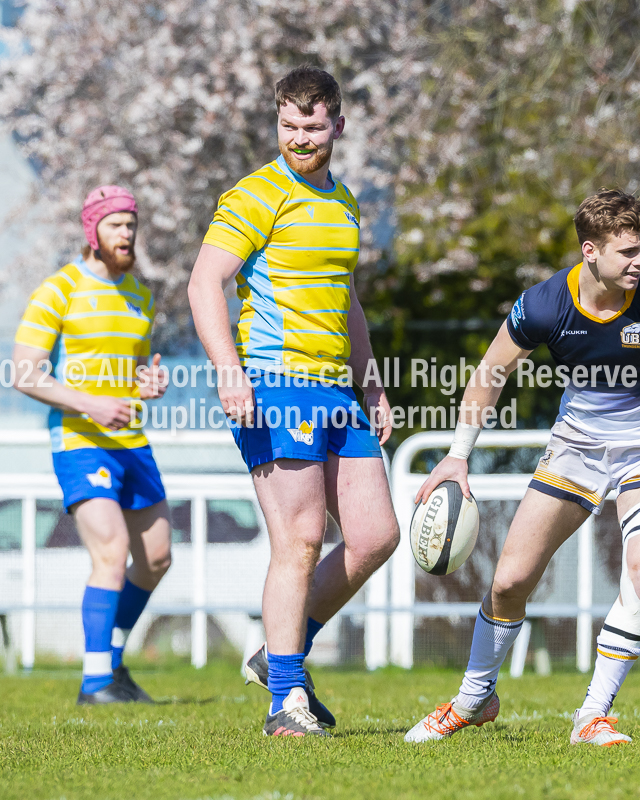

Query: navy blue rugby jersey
left=506, top=263, right=640, bottom=440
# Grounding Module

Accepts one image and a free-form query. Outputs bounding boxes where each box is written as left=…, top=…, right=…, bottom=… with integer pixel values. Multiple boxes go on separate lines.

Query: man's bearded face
left=277, top=101, right=341, bottom=177
left=96, top=212, right=137, bottom=273
left=278, top=134, right=334, bottom=175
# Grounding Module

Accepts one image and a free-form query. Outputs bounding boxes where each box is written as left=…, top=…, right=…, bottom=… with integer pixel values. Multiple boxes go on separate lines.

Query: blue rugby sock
left=267, top=651, right=306, bottom=714
left=304, top=617, right=324, bottom=657
left=81, top=586, right=119, bottom=694
left=111, top=579, right=151, bottom=669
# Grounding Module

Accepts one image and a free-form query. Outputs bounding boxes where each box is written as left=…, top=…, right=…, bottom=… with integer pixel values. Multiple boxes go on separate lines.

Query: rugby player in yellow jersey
left=12, top=186, right=171, bottom=704
left=189, top=65, right=400, bottom=736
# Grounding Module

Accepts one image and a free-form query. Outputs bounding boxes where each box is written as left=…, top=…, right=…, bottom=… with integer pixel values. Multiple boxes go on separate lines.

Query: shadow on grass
left=336, top=725, right=410, bottom=737
left=153, top=696, right=218, bottom=706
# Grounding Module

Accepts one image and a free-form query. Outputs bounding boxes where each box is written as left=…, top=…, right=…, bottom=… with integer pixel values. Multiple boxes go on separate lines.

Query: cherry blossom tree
left=1, top=0, right=639, bottom=381
left=0, top=0, right=433, bottom=348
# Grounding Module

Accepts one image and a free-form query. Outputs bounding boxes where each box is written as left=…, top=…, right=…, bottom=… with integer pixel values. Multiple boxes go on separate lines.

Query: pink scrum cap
left=81, top=185, right=138, bottom=251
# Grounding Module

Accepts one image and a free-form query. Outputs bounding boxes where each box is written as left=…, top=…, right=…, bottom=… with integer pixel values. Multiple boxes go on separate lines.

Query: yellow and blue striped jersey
left=15, top=257, right=154, bottom=452
left=203, top=154, right=360, bottom=381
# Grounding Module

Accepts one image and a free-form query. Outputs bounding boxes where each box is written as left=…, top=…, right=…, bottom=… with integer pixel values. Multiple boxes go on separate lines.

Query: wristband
left=448, top=422, right=481, bottom=460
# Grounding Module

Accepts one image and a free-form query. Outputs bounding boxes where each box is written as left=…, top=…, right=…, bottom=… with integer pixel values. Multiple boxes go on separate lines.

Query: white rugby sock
left=457, top=606, right=525, bottom=709
left=577, top=505, right=640, bottom=719
left=578, top=628, right=640, bottom=718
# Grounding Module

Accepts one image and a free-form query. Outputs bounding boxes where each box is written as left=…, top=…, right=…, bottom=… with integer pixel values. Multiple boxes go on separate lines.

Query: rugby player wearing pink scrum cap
left=13, top=186, right=171, bottom=704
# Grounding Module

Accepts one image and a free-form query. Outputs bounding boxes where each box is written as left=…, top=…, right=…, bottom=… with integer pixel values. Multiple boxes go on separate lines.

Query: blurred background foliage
left=2, top=0, right=640, bottom=440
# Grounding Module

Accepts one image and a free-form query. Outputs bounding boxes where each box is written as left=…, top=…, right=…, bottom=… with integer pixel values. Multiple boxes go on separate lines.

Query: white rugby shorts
left=530, top=419, right=640, bottom=515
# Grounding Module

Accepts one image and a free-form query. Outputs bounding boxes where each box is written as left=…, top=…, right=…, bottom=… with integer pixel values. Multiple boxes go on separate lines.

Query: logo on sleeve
left=126, top=301, right=142, bottom=316
left=287, top=421, right=314, bottom=445
left=510, top=293, right=525, bottom=329
left=621, top=322, right=640, bottom=348
left=87, top=466, right=112, bottom=489
left=344, top=210, right=359, bottom=227
left=540, top=450, right=553, bottom=467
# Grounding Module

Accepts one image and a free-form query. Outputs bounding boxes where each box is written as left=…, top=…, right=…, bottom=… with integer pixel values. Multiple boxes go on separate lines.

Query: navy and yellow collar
left=567, top=263, right=635, bottom=324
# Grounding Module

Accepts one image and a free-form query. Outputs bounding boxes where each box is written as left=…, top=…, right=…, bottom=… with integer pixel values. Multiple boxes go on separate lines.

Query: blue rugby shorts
left=230, top=374, right=382, bottom=472
left=52, top=445, right=166, bottom=512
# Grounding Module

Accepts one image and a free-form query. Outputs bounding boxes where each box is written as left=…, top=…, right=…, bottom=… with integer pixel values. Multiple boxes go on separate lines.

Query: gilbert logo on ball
left=410, top=480, right=479, bottom=575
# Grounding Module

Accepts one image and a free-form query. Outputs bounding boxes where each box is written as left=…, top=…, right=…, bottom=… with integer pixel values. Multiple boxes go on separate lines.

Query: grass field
left=3, top=659, right=640, bottom=800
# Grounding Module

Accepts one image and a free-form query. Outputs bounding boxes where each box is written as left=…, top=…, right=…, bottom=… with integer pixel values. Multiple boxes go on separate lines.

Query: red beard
left=97, top=239, right=136, bottom=272
left=278, top=140, right=333, bottom=175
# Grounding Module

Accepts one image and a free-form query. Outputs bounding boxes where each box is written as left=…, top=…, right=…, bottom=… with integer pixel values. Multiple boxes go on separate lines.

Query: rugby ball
left=410, top=481, right=479, bottom=575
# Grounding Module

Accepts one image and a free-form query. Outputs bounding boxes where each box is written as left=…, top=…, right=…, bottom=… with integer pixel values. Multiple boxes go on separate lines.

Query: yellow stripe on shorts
left=532, top=466, right=602, bottom=505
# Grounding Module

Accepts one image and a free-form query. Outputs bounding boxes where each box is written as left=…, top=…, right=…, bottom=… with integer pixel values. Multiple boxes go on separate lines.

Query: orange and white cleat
left=404, top=692, right=500, bottom=742
left=570, top=711, right=632, bottom=746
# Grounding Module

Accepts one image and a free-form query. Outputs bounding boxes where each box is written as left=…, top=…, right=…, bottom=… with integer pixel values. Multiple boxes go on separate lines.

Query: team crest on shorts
left=288, top=421, right=314, bottom=445
left=87, top=466, right=112, bottom=489
left=620, top=322, right=640, bottom=348
left=540, top=450, right=553, bottom=467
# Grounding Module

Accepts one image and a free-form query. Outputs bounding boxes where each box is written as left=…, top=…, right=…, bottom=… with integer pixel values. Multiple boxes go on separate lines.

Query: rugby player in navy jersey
left=405, top=189, right=640, bottom=746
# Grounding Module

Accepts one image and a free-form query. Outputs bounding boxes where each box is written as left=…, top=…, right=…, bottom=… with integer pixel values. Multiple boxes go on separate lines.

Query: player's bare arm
left=415, top=322, right=531, bottom=504
left=188, top=243, right=255, bottom=426
left=346, top=283, right=392, bottom=445
left=12, top=343, right=132, bottom=431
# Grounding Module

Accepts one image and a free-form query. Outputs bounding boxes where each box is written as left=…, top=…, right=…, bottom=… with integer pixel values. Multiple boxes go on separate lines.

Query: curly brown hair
left=574, top=189, right=640, bottom=247
left=275, top=65, right=341, bottom=120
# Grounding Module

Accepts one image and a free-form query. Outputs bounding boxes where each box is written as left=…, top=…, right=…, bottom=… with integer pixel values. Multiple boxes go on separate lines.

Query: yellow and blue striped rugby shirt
left=14, top=257, right=154, bottom=452
left=203, top=154, right=360, bottom=382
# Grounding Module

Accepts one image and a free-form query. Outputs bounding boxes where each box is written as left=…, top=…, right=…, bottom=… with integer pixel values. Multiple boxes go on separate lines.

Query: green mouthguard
left=293, top=148, right=313, bottom=154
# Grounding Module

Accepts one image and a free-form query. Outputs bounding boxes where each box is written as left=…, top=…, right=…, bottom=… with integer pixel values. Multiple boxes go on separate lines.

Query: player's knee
left=491, top=570, right=529, bottom=604
left=97, top=552, right=128, bottom=587
left=625, top=555, right=640, bottom=600
left=388, top=521, right=401, bottom=555
left=343, top=519, right=399, bottom=576
left=291, top=530, right=324, bottom=570
left=370, top=521, right=400, bottom=565
left=98, top=529, right=129, bottom=565
left=150, top=549, right=172, bottom=578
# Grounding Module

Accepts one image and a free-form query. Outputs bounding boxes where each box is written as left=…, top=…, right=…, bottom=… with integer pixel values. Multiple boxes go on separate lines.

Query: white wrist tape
left=448, top=422, right=482, bottom=460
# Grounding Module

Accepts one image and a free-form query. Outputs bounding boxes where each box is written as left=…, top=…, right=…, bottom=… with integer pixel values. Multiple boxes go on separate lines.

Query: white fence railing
left=0, top=431, right=385, bottom=670
left=387, top=430, right=615, bottom=673
left=0, top=429, right=618, bottom=673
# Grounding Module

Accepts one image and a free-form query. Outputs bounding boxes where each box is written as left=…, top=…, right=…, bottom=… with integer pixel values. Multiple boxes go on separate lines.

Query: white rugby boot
left=263, top=687, right=330, bottom=738
left=404, top=692, right=500, bottom=742
left=570, top=710, right=632, bottom=746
